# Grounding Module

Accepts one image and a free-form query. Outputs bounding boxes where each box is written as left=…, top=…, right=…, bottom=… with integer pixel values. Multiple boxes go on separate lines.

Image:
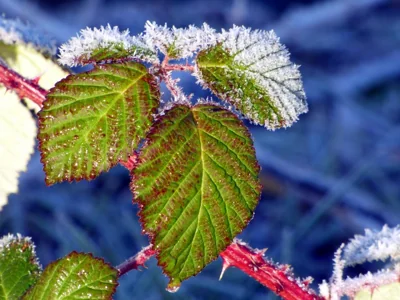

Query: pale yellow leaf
left=355, top=282, right=400, bottom=300
left=0, top=88, right=36, bottom=211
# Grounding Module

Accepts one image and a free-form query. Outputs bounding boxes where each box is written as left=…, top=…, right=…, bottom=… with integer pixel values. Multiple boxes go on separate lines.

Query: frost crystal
left=319, top=225, right=400, bottom=299
left=0, top=16, right=57, bottom=55
left=221, top=26, right=306, bottom=128
left=0, top=233, right=41, bottom=268
left=144, top=21, right=218, bottom=59
left=58, top=24, right=158, bottom=66
left=343, top=224, right=400, bottom=266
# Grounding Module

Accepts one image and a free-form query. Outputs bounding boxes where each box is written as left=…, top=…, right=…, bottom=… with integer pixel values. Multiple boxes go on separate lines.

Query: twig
left=220, top=239, right=324, bottom=300
left=163, top=64, right=195, bottom=73
left=117, top=240, right=324, bottom=299
left=116, top=245, right=155, bottom=276
left=0, top=63, right=47, bottom=108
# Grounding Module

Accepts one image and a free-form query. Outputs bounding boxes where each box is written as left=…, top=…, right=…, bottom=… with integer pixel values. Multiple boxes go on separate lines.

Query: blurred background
left=0, top=0, right=399, bottom=299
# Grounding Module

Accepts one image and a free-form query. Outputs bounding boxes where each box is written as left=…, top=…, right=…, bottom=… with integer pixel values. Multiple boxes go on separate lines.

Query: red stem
left=0, top=64, right=47, bottom=108
left=117, top=241, right=323, bottom=300
left=220, top=241, right=324, bottom=300
left=116, top=245, right=155, bottom=276
left=163, top=64, right=195, bottom=72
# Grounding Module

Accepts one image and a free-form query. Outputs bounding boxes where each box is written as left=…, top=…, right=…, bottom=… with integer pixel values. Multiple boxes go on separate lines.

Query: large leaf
left=195, top=27, right=307, bottom=130
left=0, top=90, right=36, bottom=211
left=0, top=234, right=41, bottom=299
left=38, top=62, right=160, bottom=185
left=131, top=103, right=261, bottom=289
left=23, top=252, right=118, bottom=299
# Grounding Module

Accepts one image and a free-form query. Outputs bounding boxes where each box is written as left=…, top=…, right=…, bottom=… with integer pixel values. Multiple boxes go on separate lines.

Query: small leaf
left=23, top=252, right=118, bottom=300
left=131, top=103, right=261, bottom=289
left=195, top=26, right=307, bottom=130
left=0, top=90, right=36, bottom=211
left=38, top=61, right=160, bottom=185
left=355, top=282, right=400, bottom=300
left=58, top=25, right=158, bottom=67
left=0, top=234, right=41, bottom=299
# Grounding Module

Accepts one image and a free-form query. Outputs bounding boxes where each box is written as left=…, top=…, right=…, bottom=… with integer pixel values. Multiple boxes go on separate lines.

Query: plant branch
left=0, top=63, right=47, bottom=108
left=163, top=64, right=195, bottom=73
left=117, top=240, right=324, bottom=300
left=220, top=239, right=324, bottom=300
left=116, top=245, right=155, bottom=276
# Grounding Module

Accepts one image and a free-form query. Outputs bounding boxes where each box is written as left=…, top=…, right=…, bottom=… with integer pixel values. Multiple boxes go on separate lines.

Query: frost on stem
left=58, top=24, right=158, bottom=66
left=195, top=25, right=307, bottom=130
left=320, top=225, right=400, bottom=300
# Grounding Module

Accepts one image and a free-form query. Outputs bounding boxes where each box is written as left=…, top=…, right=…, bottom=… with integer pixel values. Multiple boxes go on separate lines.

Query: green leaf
left=0, top=234, right=41, bottom=299
left=38, top=62, right=160, bottom=185
left=195, top=31, right=307, bottom=130
left=131, top=103, right=261, bottom=289
left=23, top=252, right=118, bottom=300
left=355, top=282, right=400, bottom=300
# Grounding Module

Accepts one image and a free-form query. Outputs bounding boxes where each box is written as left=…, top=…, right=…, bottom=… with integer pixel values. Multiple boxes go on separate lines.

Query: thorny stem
left=0, top=63, right=47, bottom=107
left=116, top=245, right=156, bottom=276
left=220, top=240, right=324, bottom=300
left=117, top=241, right=324, bottom=300
left=156, top=57, right=194, bottom=101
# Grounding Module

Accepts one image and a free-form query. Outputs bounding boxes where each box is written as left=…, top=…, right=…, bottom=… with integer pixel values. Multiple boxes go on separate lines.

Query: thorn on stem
left=219, top=258, right=230, bottom=281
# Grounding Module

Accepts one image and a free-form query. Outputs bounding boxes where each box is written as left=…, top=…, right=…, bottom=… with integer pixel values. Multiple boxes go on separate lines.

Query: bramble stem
left=163, top=64, right=195, bottom=73
left=220, top=240, right=324, bottom=300
left=116, top=245, right=155, bottom=276
left=117, top=241, right=323, bottom=300
left=0, top=63, right=47, bottom=107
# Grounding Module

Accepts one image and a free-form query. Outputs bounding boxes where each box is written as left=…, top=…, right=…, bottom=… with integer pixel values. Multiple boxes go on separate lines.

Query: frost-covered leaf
left=131, top=103, right=261, bottom=289
left=343, top=224, right=400, bottom=266
left=58, top=24, right=158, bottom=67
left=0, top=90, right=36, bottom=211
left=355, top=282, right=400, bottom=300
left=0, top=234, right=41, bottom=299
left=195, top=26, right=307, bottom=130
left=143, top=21, right=217, bottom=59
left=321, top=225, right=400, bottom=300
left=38, top=62, right=160, bottom=185
left=23, top=252, right=117, bottom=299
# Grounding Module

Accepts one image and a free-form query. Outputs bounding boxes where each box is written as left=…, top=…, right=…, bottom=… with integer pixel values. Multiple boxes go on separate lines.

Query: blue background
left=1, top=0, right=399, bottom=299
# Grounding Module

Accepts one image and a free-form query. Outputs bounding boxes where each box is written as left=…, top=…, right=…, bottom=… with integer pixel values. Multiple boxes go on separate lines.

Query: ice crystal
left=343, top=224, right=400, bottom=266
left=58, top=24, right=158, bottom=66
left=0, top=233, right=41, bottom=268
left=319, top=225, right=400, bottom=299
left=0, top=16, right=57, bottom=55
left=144, top=21, right=217, bottom=59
